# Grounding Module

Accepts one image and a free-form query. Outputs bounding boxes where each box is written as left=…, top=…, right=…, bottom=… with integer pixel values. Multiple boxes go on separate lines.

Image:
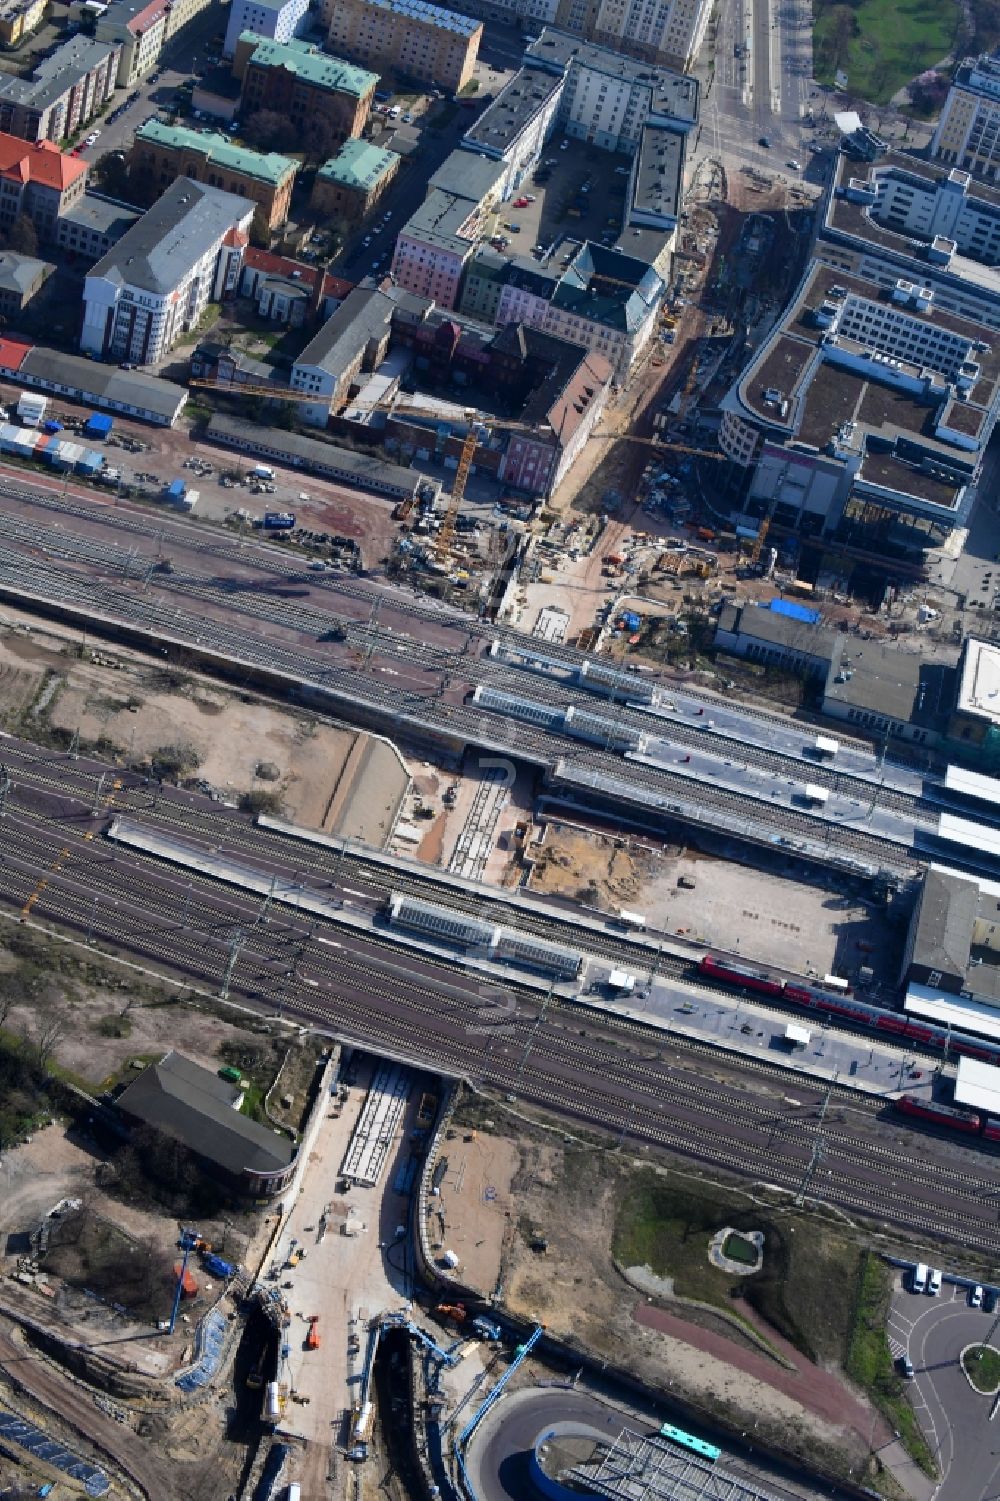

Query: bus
left=659, top=1424, right=721, bottom=1463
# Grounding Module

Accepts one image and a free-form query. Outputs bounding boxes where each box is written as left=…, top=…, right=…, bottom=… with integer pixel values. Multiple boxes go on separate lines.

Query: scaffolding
left=569, top=1429, right=785, bottom=1501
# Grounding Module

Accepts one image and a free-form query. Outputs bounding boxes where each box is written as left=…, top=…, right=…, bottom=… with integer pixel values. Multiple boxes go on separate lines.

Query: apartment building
left=587, top=0, right=710, bottom=67
left=447, top=0, right=708, bottom=67
left=310, top=138, right=400, bottom=222
left=0, top=132, right=87, bottom=240
left=80, top=179, right=254, bottom=365
left=129, top=119, right=298, bottom=229
left=0, top=0, right=46, bottom=51
left=713, top=149, right=1000, bottom=552
left=56, top=194, right=141, bottom=261
left=236, top=36, right=376, bottom=147
left=223, top=0, right=310, bottom=58
left=96, top=0, right=169, bottom=87
left=323, top=0, right=482, bottom=94
left=491, top=324, right=612, bottom=495
left=0, top=35, right=120, bottom=143
left=390, top=151, right=503, bottom=308
left=932, top=48, right=1000, bottom=182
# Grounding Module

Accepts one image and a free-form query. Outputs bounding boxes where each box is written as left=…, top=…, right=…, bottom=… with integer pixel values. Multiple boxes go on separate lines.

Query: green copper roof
left=317, top=138, right=398, bottom=190
left=135, top=119, right=297, bottom=187
left=239, top=32, right=377, bottom=98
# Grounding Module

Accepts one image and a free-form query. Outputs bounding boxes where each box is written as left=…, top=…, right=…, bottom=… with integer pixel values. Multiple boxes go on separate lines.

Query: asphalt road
left=889, top=1278, right=1000, bottom=1501
left=467, top=1384, right=855, bottom=1501
left=2, top=738, right=1000, bottom=1251
left=79, top=5, right=225, bottom=162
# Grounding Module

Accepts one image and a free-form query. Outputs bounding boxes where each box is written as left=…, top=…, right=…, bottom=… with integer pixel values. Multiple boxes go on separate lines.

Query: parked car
left=971, top=1284, right=984, bottom=1308
left=896, top=1355, right=915, bottom=1380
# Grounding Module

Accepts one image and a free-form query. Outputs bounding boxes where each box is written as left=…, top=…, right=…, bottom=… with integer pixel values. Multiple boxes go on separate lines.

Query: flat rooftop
left=824, top=148, right=1000, bottom=280
left=462, top=65, right=561, bottom=156
left=729, top=257, right=997, bottom=502
left=957, top=636, right=1000, bottom=724
left=955, top=1055, right=1000, bottom=1114
left=399, top=187, right=474, bottom=252
left=524, top=28, right=698, bottom=127
left=633, top=122, right=685, bottom=223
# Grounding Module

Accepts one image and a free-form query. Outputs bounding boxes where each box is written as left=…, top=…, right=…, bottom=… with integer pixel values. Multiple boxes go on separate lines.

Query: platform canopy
left=955, top=1056, right=1000, bottom=1116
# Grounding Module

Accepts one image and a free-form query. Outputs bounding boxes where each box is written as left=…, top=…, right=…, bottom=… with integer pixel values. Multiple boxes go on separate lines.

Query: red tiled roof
left=126, top=0, right=169, bottom=33
left=0, top=336, right=33, bottom=372
left=245, top=245, right=321, bottom=289
left=0, top=133, right=87, bottom=193
left=244, top=247, right=355, bottom=303
left=222, top=225, right=249, bottom=249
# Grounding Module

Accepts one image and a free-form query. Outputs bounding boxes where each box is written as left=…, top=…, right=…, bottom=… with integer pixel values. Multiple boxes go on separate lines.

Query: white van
left=928, top=1268, right=942, bottom=1296
left=911, top=1263, right=928, bottom=1293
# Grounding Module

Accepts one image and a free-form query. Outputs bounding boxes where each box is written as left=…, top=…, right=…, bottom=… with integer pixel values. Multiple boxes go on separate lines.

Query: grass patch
left=723, top=1231, right=759, bottom=1265
left=814, top=0, right=961, bottom=103
left=963, top=1345, right=1000, bottom=1394
left=846, top=1252, right=937, bottom=1477
left=95, top=1012, right=132, bottom=1039
left=613, top=1169, right=860, bottom=1364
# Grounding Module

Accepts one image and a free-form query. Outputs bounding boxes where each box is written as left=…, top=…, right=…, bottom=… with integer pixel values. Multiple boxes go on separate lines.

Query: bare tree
left=32, top=1002, right=67, bottom=1070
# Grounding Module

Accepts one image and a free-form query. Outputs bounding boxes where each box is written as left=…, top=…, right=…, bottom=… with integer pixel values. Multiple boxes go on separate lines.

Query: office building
left=932, top=48, right=1000, bottom=183
left=717, top=150, right=1000, bottom=550
left=80, top=178, right=254, bottom=364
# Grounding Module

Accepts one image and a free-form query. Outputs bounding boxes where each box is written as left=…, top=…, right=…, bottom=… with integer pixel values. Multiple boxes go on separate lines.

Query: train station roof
left=905, top=983, right=1000, bottom=1042
left=955, top=1055, right=1000, bottom=1114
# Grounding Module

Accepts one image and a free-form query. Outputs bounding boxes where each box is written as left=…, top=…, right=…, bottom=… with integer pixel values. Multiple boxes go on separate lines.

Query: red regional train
left=696, top=954, right=1000, bottom=1069
left=893, top=1094, right=1000, bottom=1141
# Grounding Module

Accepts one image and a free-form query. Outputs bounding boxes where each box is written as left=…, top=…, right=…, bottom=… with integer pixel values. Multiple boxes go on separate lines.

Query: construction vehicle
left=434, top=1303, right=467, bottom=1325
left=471, top=1316, right=502, bottom=1342
left=191, top=377, right=728, bottom=551
left=305, top=1316, right=320, bottom=1350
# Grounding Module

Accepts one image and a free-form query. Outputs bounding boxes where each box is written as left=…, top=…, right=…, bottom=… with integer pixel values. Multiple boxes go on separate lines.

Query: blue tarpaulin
left=769, top=598, right=820, bottom=625
left=83, top=412, right=112, bottom=438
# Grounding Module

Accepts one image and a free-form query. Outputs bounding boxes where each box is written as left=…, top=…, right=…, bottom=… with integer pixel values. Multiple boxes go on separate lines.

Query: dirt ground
left=527, top=822, right=652, bottom=914
left=0, top=607, right=407, bottom=840
left=441, top=1099, right=883, bottom=1482
left=527, top=819, right=898, bottom=985
left=430, top=1128, right=520, bottom=1294
left=0, top=374, right=402, bottom=566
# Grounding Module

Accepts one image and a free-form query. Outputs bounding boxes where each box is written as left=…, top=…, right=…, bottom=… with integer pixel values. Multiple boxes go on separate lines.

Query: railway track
left=0, top=538, right=922, bottom=875
left=2, top=761, right=998, bottom=1253
left=0, top=497, right=939, bottom=828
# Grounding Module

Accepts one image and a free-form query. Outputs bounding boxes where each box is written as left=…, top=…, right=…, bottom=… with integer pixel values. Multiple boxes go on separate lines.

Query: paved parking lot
left=889, top=1272, right=1000, bottom=1501
left=494, top=136, right=634, bottom=259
